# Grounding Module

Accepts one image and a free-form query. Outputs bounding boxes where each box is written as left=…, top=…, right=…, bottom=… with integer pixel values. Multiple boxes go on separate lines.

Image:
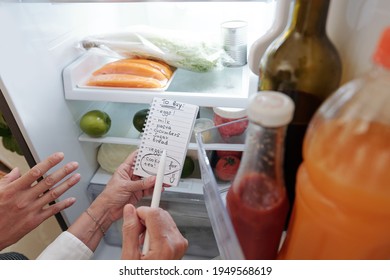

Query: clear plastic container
left=196, top=119, right=249, bottom=260
left=213, top=107, right=248, bottom=138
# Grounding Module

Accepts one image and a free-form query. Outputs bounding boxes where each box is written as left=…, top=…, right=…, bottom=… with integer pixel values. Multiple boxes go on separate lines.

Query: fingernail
left=66, top=197, right=76, bottom=206
left=69, top=173, right=81, bottom=184
left=126, top=204, right=135, bottom=214
left=54, top=152, right=64, bottom=159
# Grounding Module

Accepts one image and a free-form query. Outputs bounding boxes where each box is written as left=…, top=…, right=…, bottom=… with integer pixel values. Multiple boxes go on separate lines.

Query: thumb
left=121, top=204, right=142, bottom=260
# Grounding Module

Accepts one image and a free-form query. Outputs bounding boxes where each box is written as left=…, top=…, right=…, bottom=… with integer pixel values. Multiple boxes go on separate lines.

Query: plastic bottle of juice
left=226, top=91, right=294, bottom=259
left=278, top=27, right=390, bottom=259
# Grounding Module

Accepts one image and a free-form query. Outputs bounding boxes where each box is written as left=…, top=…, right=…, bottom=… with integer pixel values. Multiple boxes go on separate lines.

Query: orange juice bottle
left=278, top=27, right=390, bottom=259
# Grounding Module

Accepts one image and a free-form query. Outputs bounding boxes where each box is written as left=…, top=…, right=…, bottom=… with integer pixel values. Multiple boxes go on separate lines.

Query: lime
left=80, top=110, right=111, bottom=137
left=133, top=108, right=149, bottom=133
left=181, top=156, right=195, bottom=178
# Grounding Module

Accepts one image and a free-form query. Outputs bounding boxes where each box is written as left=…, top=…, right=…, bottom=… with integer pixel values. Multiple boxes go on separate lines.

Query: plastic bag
left=79, top=26, right=233, bottom=73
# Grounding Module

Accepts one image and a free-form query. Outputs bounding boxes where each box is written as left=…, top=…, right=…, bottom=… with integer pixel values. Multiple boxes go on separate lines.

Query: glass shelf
left=63, top=50, right=257, bottom=108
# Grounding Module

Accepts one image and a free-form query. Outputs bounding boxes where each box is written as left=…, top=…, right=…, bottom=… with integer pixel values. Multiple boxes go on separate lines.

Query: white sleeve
left=36, top=231, right=94, bottom=260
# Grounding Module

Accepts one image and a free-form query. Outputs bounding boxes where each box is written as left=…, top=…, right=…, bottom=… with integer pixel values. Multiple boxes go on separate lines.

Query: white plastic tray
left=62, top=50, right=258, bottom=107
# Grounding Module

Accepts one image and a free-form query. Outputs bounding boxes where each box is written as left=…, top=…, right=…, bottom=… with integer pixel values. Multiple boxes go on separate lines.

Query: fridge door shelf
left=63, top=50, right=257, bottom=108
left=196, top=120, right=247, bottom=260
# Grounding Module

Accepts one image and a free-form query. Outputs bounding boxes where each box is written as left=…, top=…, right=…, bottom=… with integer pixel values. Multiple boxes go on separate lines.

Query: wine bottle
left=258, top=0, right=342, bottom=224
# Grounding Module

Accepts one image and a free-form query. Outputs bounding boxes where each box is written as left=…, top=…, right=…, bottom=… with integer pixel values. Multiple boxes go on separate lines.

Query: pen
left=142, top=149, right=167, bottom=255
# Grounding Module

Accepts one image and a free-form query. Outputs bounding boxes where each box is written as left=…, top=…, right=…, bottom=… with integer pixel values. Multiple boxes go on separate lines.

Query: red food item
left=216, top=150, right=242, bottom=159
left=215, top=156, right=241, bottom=181
left=213, top=108, right=248, bottom=138
left=226, top=172, right=288, bottom=259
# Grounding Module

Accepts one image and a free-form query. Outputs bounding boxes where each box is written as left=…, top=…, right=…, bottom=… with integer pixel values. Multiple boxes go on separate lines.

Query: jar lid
left=193, top=118, right=214, bottom=133
left=247, top=91, right=295, bottom=127
left=213, top=107, right=247, bottom=119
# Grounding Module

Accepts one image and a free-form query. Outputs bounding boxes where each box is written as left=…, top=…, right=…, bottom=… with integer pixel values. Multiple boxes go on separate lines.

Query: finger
left=40, top=196, right=76, bottom=221
left=38, top=173, right=81, bottom=206
left=121, top=204, right=142, bottom=260
left=0, top=167, right=21, bottom=187
left=130, top=176, right=156, bottom=192
left=136, top=206, right=168, bottom=227
left=119, top=150, right=139, bottom=177
left=12, top=152, right=65, bottom=190
left=31, top=161, right=79, bottom=198
left=143, top=188, right=154, bottom=197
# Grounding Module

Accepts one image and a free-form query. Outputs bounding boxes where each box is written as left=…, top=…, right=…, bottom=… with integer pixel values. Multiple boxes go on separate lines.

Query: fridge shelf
left=77, top=102, right=247, bottom=150
left=63, top=50, right=257, bottom=108
left=78, top=132, right=246, bottom=151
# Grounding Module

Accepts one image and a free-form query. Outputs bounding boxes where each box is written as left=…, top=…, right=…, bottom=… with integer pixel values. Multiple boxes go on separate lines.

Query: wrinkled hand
left=121, top=205, right=188, bottom=260
left=0, top=152, right=80, bottom=250
left=92, top=150, right=156, bottom=222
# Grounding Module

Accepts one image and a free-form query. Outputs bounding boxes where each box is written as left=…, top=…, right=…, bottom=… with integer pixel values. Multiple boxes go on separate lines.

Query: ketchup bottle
left=226, top=91, right=294, bottom=259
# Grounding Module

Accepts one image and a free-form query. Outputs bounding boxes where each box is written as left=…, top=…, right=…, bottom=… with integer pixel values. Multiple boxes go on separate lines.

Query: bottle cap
left=373, top=27, right=390, bottom=69
left=247, top=91, right=295, bottom=127
left=213, top=107, right=247, bottom=119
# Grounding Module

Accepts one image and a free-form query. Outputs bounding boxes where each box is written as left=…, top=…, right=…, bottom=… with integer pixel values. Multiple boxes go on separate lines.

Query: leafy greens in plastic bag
left=80, top=26, right=232, bottom=73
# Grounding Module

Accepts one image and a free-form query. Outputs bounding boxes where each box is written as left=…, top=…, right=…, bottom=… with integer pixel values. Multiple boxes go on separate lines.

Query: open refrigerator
left=1, top=0, right=389, bottom=260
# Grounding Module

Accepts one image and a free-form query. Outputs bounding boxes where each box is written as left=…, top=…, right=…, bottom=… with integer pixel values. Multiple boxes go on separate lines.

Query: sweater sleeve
left=36, top=231, right=93, bottom=260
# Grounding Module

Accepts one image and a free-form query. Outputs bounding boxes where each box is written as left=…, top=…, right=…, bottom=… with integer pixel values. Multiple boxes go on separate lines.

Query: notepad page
left=134, top=97, right=199, bottom=186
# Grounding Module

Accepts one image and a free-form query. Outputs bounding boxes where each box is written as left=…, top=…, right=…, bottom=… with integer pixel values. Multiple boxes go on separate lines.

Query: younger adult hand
left=0, top=152, right=80, bottom=250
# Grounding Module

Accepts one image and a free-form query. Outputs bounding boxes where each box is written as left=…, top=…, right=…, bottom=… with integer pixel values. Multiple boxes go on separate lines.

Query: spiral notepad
left=134, top=97, right=199, bottom=186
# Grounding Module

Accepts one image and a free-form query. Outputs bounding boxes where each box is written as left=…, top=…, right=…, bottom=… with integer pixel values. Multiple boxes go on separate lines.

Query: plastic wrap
left=79, top=26, right=233, bottom=73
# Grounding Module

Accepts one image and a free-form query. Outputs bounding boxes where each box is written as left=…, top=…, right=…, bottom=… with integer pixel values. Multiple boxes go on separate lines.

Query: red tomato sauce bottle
left=226, top=91, right=294, bottom=259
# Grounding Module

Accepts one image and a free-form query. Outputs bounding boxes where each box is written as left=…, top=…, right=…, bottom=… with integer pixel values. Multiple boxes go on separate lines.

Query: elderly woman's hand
left=67, top=150, right=157, bottom=252
left=90, top=150, right=156, bottom=223
left=121, top=205, right=188, bottom=260
left=0, top=152, right=80, bottom=250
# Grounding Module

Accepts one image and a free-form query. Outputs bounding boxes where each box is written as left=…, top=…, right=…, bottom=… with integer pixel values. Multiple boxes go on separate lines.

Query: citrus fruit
left=79, top=110, right=111, bottom=137
left=181, top=156, right=195, bottom=178
left=133, top=108, right=149, bottom=133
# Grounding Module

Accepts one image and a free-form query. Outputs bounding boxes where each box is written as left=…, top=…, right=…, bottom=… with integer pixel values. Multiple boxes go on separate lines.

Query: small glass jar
left=213, top=107, right=248, bottom=138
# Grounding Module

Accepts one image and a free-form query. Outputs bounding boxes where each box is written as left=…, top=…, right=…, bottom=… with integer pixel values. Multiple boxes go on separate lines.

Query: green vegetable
left=97, top=143, right=138, bottom=173
left=0, top=113, right=11, bottom=137
left=147, top=38, right=221, bottom=72
left=82, top=28, right=228, bottom=73
left=2, top=135, right=23, bottom=155
left=0, top=112, right=22, bottom=155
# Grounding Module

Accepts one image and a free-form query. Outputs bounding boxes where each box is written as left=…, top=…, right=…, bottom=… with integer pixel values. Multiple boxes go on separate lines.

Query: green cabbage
left=97, top=143, right=138, bottom=173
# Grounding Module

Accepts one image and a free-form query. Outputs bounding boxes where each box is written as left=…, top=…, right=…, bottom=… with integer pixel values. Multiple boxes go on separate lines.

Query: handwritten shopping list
left=134, top=97, right=199, bottom=186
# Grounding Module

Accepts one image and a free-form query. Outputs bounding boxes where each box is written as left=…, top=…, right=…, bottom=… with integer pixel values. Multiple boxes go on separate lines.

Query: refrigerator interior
left=0, top=1, right=278, bottom=259
left=327, top=0, right=390, bottom=82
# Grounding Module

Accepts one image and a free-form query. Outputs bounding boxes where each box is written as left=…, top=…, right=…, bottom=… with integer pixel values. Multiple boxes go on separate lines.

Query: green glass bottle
left=258, top=0, right=342, bottom=224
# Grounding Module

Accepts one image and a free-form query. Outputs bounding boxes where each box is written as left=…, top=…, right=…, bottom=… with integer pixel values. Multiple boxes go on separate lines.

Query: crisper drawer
left=87, top=183, right=219, bottom=259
